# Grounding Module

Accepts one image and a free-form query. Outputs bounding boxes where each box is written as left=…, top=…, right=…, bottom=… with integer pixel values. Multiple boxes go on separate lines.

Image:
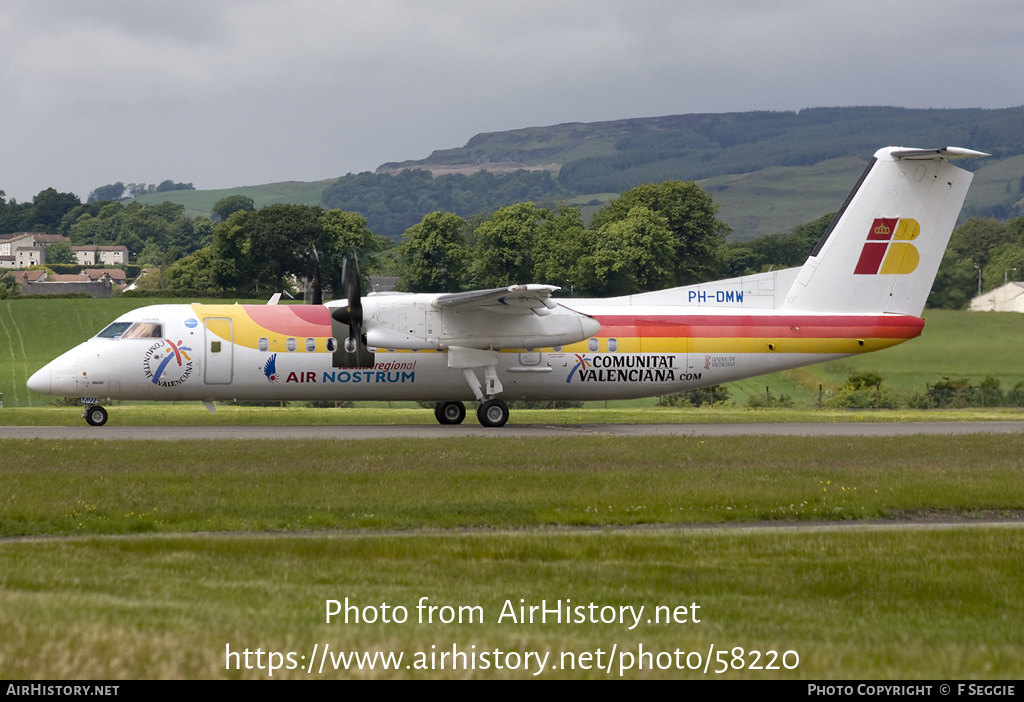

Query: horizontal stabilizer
left=890, top=146, right=990, bottom=161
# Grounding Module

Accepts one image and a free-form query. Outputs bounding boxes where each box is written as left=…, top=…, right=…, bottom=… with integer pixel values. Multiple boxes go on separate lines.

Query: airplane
left=27, top=146, right=988, bottom=427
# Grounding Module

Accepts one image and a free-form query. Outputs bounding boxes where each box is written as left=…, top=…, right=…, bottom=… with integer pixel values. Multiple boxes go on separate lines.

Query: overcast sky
left=1, top=0, right=1021, bottom=202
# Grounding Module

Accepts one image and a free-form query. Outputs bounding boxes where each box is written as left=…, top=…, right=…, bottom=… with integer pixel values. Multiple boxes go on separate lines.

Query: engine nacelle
left=361, top=293, right=600, bottom=351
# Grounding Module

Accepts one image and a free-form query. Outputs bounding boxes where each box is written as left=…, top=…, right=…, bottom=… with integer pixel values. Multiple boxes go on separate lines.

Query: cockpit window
left=96, top=322, right=133, bottom=339
left=96, top=322, right=163, bottom=339
left=123, top=323, right=163, bottom=339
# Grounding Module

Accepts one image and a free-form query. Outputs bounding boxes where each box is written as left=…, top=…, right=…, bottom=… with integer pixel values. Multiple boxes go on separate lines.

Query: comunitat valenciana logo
left=143, top=339, right=193, bottom=387
left=854, top=218, right=921, bottom=275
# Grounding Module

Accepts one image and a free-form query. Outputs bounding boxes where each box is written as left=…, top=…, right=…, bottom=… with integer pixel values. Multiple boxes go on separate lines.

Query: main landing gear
left=434, top=400, right=466, bottom=425
left=477, top=399, right=510, bottom=428
left=433, top=398, right=510, bottom=428
left=433, top=346, right=512, bottom=428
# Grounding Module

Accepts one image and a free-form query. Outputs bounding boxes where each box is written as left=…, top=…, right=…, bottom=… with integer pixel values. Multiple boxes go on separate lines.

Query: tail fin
left=781, top=146, right=987, bottom=316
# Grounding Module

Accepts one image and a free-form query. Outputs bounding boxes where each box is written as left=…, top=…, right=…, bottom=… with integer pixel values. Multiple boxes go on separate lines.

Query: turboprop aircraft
left=28, top=146, right=987, bottom=427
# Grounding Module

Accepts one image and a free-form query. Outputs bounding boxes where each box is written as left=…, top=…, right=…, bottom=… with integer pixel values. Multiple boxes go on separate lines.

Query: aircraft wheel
left=84, top=405, right=108, bottom=427
left=434, top=401, right=466, bottom=425
left=476, top=399, right=509, bottom=428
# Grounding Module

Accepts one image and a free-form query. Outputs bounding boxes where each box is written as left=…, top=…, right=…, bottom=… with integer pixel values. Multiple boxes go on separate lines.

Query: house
left=12, top=269, right=117, bottom=298
left=73, top=245, right=129, bottom=266
left=0, top=233, right=48, bottom=268
left=82, top=268, right=128, bottom=287
left=968, top=282, right=1024, bottom=312
left=0, top=232, right=75, bottom=268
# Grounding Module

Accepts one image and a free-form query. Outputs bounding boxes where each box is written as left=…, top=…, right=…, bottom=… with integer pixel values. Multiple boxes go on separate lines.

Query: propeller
left=330, top=255, right=363, bottom=353
left=307, top=245, right=322, bottom=306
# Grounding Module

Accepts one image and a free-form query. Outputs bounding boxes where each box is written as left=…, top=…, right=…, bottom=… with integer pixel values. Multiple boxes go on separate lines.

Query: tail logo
left=854, top=218, right=921, bottom=275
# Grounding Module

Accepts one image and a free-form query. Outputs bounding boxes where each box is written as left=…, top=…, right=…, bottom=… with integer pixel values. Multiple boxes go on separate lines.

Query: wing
left=433, top=284, right=560, bottom=316
left=361, top=284, right=599, bottom=350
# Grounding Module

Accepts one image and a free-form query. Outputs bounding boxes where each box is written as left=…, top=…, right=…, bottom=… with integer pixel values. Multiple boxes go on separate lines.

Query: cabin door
left=203, top=317, right=234, bottom=384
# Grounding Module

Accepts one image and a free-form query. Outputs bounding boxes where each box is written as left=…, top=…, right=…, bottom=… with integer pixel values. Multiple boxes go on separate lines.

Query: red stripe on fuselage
left=592, top=314, right=924, bottom=339
left=243, top=305, right=333, bottom=337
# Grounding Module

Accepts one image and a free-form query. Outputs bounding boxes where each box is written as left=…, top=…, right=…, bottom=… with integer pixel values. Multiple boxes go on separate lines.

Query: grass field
left=130, top=180, right=335, bottom=220
left=2, top=434, right=1023, bottom=679
left=3, top=527, right=1022, bottom=679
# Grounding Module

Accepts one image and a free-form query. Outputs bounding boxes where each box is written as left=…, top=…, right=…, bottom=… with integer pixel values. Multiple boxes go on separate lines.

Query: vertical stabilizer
left=782, top=146, right=987, bottom=316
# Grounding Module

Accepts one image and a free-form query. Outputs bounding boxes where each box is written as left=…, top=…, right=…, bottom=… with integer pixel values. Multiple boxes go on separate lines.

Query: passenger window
left=286, top=338, right=297, bottom=352
left=326, top=337, right=337, bottom=352
left=305, top=337, right=316, bottom=352
left=211, top=341, right=221, bottom=353
left=258, top=337, right=269, bottom=352
left=608, top=338, right=618, bottom=353
left=588, top=338, right=599, bottom=352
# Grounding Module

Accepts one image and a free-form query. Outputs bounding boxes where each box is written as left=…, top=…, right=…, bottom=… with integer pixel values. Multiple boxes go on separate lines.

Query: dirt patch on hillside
left=377, top=162, right=561, bottom=177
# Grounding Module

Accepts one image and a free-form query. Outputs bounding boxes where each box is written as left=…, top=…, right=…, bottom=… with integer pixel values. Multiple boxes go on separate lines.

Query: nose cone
left=27, top=365, right=52, bottom=395
left=581, top=314, right=602, bottom=339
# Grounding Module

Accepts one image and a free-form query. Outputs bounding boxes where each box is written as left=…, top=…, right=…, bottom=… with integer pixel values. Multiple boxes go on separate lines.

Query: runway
left=2, top=420, right=1024, bottom=440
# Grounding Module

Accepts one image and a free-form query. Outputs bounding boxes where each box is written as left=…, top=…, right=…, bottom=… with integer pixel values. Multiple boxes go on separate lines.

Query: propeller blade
left=308, top=246, right=322, bottom=306
left=330, top=255, right=363, bottom=352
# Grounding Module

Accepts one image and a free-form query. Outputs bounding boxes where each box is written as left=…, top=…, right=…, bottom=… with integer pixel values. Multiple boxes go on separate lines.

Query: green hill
left=131, top=180, right=335, bottom=219
left=125, top=106, right=1024, bottom=240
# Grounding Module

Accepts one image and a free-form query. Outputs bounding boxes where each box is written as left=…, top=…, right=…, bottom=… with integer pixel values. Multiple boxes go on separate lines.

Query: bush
left=927, top=378, right=974, bottom=408
left=826, top=372, right=898, bottom=409
left=662, top=384, right=731, bottom=407
left=747, top=392, right=795, bottom=408
left=1008, top=382, right=1024, bottom=407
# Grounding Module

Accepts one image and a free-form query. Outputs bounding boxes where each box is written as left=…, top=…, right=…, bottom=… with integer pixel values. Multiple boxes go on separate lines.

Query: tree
left=471, top=203, right=549, bottom=288
left=590, top=180, right=729, bottom=285
left=155, top=180, right=195, bottom=193
left=720, top=212, right=834, bottom=278
left=211, top=210, right=255, bottom=292
left=947, top=218, right=1013, bottom=271
left=212, top=195, right=255, bottom=222
left=247, top=204, right=324, bottom=293
left=44, top=240, right=76, bottom=265
left=576, top=205, right=676, bottom=296
left=318, top=209, right=391, bottom=295
left=983, top=242, right=1024, bottom=290
left=164, top=246, right=219, bottom=293
left=31, top=188, right=81, bottom=233
left=397, top=212, right=469, bottom=292
left=927, top=248, right=979, bottom=309
left=0, top=271, right=18, bottom=299
left=532, top=206, right=588, bottom=292
left=88, top=183, right=127, bottom=203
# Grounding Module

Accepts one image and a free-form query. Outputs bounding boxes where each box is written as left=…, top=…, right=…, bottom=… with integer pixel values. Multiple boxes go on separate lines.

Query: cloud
left=1, top=0, right=1021, bottom=201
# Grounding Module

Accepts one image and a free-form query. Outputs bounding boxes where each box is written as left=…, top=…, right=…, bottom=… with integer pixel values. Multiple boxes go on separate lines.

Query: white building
left=72, top=245, right=129, bottom=266
left=0, top=232, right=64, bottom=268
left=969, top=282, right=1024, bottom=312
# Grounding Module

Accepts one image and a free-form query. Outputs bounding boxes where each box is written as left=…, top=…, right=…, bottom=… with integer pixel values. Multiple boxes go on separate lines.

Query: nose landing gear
left=83, top=404, right=108, bottom=427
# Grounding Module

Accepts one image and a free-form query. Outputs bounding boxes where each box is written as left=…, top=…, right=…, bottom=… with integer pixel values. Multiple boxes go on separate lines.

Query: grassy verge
left=2, top=528, right=1021, bottom=678
left=2, top=435, right=1023, bottom=537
